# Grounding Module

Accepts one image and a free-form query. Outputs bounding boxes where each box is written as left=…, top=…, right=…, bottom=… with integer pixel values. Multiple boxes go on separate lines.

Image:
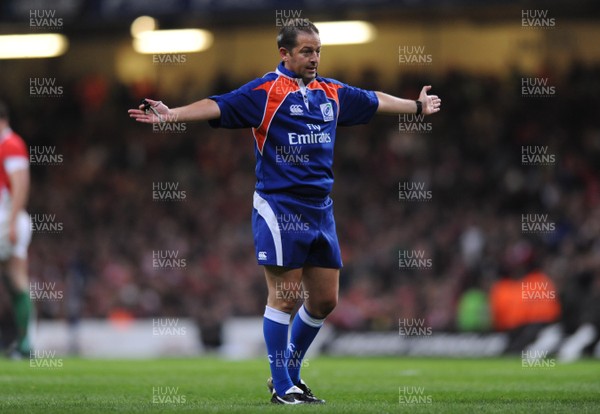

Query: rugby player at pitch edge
left=0, top=101, right=33, bottom=359
left=129, top=22, right=441, bottom=405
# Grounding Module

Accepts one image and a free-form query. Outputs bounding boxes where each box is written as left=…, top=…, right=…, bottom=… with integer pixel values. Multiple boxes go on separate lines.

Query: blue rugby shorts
left=252, top=191, right=342, bottom=269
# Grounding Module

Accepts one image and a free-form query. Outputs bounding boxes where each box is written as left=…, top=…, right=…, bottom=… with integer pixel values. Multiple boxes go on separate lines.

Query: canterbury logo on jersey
left=289, top=104, right=304, bottom=116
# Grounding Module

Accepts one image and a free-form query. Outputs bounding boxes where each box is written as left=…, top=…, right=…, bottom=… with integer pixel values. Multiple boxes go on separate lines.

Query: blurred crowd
left=0, top=62, right=599, bottom=352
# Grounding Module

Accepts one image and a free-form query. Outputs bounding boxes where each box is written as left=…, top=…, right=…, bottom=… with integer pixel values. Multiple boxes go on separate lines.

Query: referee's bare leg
left=300, top=266, right=339, bottom=318
left=264, top=265, right=339, bottom=317
left=264, top=265, right=303, bottom=313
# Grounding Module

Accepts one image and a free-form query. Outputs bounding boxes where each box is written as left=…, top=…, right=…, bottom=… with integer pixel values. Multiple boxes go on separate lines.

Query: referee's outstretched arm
left=375, top=85, right=441, bottom=115
left=128, top=97, right=220, bottom=124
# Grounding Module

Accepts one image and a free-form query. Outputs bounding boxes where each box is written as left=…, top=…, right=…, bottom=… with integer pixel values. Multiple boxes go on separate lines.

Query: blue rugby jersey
left=209, top=62, right=379, bottom=198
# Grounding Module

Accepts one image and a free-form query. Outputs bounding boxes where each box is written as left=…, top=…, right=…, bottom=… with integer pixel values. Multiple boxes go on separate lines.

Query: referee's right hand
left=128, top=98, right=170, bottom=123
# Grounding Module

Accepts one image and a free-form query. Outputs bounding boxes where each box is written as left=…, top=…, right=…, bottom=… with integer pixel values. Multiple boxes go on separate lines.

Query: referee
left=129, top=21, right=441, bottom=404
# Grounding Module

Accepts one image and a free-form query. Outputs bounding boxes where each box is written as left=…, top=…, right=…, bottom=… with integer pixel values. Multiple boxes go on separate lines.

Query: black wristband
left=415, top=100, right=422, bottom=115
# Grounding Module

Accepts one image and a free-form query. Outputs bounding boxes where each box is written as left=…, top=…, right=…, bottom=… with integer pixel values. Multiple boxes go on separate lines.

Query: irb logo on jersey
left=289, top=104, right=303, bottom=116
left=320, top=102, right=334, bottom=121
left=258, top=251, right=268, bottom=261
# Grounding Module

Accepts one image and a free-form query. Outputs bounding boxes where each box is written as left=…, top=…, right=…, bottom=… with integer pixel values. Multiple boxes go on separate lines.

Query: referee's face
left=283, top=31, right=321, bottom=83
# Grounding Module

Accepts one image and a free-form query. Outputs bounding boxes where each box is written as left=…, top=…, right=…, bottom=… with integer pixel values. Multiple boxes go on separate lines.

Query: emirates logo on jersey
left=289, top=104, right=304, bottom=116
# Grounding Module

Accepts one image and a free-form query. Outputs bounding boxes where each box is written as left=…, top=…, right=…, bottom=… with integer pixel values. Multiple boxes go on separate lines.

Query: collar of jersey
left=275, top=62, right=316, bottom=85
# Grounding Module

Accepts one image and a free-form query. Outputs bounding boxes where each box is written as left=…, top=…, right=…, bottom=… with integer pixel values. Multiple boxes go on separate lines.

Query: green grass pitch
left=0, top=356, right=598, bottom=413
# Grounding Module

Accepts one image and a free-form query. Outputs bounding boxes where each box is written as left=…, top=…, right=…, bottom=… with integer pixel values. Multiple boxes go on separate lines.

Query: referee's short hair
left=277, top=21, right=319, bottom=52
left=0, top=100, right=8, bottom=121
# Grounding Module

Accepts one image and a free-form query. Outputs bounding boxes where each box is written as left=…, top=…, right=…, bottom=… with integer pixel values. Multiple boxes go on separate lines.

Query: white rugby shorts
left=0, top=210, right=31, bottom=260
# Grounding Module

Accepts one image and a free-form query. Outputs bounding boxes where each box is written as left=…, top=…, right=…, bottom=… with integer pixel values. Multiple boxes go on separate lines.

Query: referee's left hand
left=419, top=86, right=441, bottom=115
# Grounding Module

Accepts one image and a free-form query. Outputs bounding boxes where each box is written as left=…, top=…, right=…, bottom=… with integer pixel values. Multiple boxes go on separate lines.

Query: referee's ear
left=279, top=47, right=291, bottom=62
